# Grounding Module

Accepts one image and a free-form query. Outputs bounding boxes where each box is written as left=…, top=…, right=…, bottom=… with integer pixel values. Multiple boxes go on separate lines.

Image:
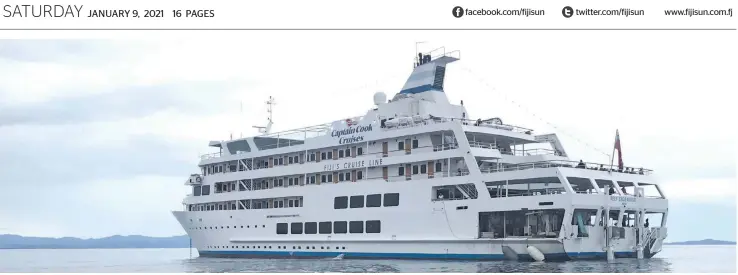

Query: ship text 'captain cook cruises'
left=173, top=47, right=669, bottom=262
left=332, top=124, right=373, bottom=144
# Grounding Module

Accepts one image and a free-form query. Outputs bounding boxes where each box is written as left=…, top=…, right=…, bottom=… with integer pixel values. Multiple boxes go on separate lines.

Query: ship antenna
left=253, top=96, right=276, bottom=135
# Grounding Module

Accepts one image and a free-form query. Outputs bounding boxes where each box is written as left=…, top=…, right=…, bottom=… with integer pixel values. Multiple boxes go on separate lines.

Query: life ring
left=345, top=119, right=353, bottom=126
left=195, top=176, right=202, bottom=183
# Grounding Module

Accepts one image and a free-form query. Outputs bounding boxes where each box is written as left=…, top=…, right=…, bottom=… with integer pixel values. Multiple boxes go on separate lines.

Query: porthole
left=242, top=246, right=245, bottom=248
left=293, top=246, right=296, bottom=249
left=336, top=246, right=339, bottom=249
left=321, top=246, right=324, bottom=249
left=227, top=226, right=230, bottom=229
left=247, top=246, right=250, bottom=249
left=298, top=246, right=302, bottom=249
left=241, top=226, right=244, bottom=228
left=269, top=246, right=272, bottom=249
left=247, top=225, right=250, bottom=228
left=342, top=247, right=346, bottom=249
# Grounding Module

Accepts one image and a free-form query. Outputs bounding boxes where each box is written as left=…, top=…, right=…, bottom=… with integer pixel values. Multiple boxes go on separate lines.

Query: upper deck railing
left=481, top=160, right=653, bottom=175
left=382, top=115, right=533, bottom=135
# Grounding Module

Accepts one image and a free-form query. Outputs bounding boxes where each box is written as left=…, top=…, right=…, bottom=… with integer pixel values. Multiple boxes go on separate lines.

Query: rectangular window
left=397, top=141, right=404, bottom=151
left=327, top=174, right=333, bottom=182
left=334, top=196, right=348, bottom=209
left=276, top=223, right=288, bottom=234
left=288, top=178, right=293, bottom=186
left=420, top=164, right=427, bottom=174
left=339, top=173, right=345, bottom=182
left=278, top=158, right=284, bottom=165
left=357, top=147, right=363, bottom=155
left=366, top=220, right=381, bottom=233
left=349, top=221, right=364, bottom=233
left=384, top=193, right=400, bottom=207
left=345, top=148, right=350, bottom=157
left=398, top=166, right=405, bottom=176
left=201, top=185, right=210, bottom=195
left=310, top=176, right=316, bottom=184
left=357, top=171, right=363, bottom=180
left=289, top=200, right=294, bottom=207
left=321, top=175, right=327, bottom=183
left=412, top=165, right=419, bottom=175
left=291, top=222, right=303, bottom=234
left=339, top=150, right=344, bottom=158
left=412, top=139, right=419, bottom=148
left=193, top=186, right=202, bottom=196
left=321, top=152, right=327, bottom=160
left=350, top=195, right=364, bottom=208
left=319, top=221, right=332, bottom=234
left=334, top=221, right=347, bottom=234
left=305, top=222, right=317, bottom=234
left=327, top=151, right=333, bottom=159
left=435, top=162, right=442, bottom=172
left=310, top=153, right=316, bottom=162
left=289, top=157, right=294, bottom=164
left=366, top=194, right=381, bottom=207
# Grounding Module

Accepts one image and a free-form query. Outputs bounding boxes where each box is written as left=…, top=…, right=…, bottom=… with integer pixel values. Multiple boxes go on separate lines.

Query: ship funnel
left=398, top=47, right=460, bottom=95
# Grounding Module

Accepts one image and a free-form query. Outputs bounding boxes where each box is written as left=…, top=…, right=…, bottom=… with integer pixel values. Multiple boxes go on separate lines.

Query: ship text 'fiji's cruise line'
left=173, top=47, right=669, bottom=261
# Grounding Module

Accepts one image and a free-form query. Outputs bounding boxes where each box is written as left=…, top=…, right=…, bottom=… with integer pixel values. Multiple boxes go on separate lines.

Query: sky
left=0, top=33, right=735, bottom=242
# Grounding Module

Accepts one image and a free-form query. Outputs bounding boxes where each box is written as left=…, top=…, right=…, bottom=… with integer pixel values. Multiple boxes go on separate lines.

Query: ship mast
left=253, top=96, right=276, bottom=135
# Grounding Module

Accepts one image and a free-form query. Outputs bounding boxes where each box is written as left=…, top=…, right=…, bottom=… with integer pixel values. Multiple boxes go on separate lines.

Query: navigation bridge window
left=486, top=177, right=565, bottom=198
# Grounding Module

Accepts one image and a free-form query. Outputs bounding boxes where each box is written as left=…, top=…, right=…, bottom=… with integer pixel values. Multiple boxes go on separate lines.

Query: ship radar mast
left=252, top=96, right=276, bottom=135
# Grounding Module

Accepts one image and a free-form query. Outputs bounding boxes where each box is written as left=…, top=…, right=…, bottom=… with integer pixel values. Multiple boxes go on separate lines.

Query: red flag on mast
left=614, top=130, right=623, bottom=170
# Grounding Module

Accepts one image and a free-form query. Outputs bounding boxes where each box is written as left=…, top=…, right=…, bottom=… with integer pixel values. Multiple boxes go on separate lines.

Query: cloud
left=0, top=80, right=247, bottom=127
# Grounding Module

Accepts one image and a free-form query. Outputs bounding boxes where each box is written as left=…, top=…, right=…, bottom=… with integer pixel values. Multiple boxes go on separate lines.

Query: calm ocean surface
left=0, top=245, right=734, bottom=273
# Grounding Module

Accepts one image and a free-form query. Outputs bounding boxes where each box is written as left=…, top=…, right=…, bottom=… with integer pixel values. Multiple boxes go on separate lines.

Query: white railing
left=506, top=148, right=560, bottom=156
left=468, top=141, right=497, bottom=149
left=481, top=160, right=654, bottom=175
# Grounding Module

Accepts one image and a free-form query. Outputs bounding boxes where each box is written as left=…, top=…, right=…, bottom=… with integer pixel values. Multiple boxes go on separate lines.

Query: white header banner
left=0, top=0, right=735, bottom=30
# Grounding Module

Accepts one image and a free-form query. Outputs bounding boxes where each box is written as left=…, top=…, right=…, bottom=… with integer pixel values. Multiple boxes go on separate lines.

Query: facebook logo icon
left=452, top=6, right=464, bottom=18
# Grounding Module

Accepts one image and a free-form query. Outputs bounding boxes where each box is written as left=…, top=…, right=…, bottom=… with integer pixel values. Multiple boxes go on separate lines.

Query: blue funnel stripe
left=400, top=84, right=437, bottom=94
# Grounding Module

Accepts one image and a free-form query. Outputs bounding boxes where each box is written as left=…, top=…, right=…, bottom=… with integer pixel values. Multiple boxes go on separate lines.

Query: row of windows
left=276, top=220, right=381, bottom=235
left=188, top=197, right=303, bottom=211
left=193, top=185, right=211, bottom=196
left=334, top=193, right=399, bottom=209
left=398, top=163, right=442, bottom=176
left=397, top=139, right=420, bottom=150
left=208, top=245, right=348, bottom=250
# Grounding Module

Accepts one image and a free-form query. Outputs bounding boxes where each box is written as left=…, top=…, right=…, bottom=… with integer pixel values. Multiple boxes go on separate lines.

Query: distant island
left=0, top=234, right=190, bottom=249
left=0, top=234, right=735, bottom=249
left=664, top=239, right=736, bottom=245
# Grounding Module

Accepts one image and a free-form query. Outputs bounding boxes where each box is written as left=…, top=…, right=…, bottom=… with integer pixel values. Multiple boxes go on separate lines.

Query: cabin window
left=384, top=193, right=400, bottom=207
left=321, top=152, right=327, bottom=160
left=289, top=157, right=294, bottom=164
left=350, top=195, right=364, bottom=208
left=420, top=164, right=427, bottom=174
left=278, top=179, right=284, bottom=187
left=327, top=151, right=333, bottom=159
left=310, top=176, right=316, bottom=184
left=291, top=222, right=303, bottom=234
left=398, top=166, right=405, bottom=176
left=339, top=173, right=345, bottom=182
left=349, top=221, right=364, bottom=233
left=357, top=147, right=363, bottom=155
left=277, top=200, right=284, bottom=208
left=334, top=196, right=348, bottom=209
left=327, top=174, right=333, bottom=182
left=366, top=194, right=381, bottom=207
left=305, top=222, right=317, bottom=234
left=357, top=171, right=364, bottom=180
left=278, top=158, right=284, bottom=165
left=310, top=153, right=316, bottom=162
left=412, top=165, right=419, bottom=175
left=319, top=221, right=332, bottom=234
left=201, top=185, right=210, bottom=195
left=339, top=150, right=344, bottom=158
left=193, top=186, right=202, bottom=196
left=289, top=200, right=294, bottom=207
left=289, top=178, right=295, bottom=186
left=333, top=221, right=347, bottom=234
left=276, top=223, right=288, bottom=234
left=412, top=139, right=419, bottom=148
left=397, top=141, right=404, bottom=150
left=344, top=172, right=351, bottom=181
left=366, top=220, right=381, bottom=233
left=273, top=159, right=278, bottom=166
left=321, top=175, right=327, bottom=183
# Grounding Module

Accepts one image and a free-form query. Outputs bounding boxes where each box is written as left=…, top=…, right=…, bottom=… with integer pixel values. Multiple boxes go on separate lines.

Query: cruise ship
left=173, top=48, right=669, bottom=261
